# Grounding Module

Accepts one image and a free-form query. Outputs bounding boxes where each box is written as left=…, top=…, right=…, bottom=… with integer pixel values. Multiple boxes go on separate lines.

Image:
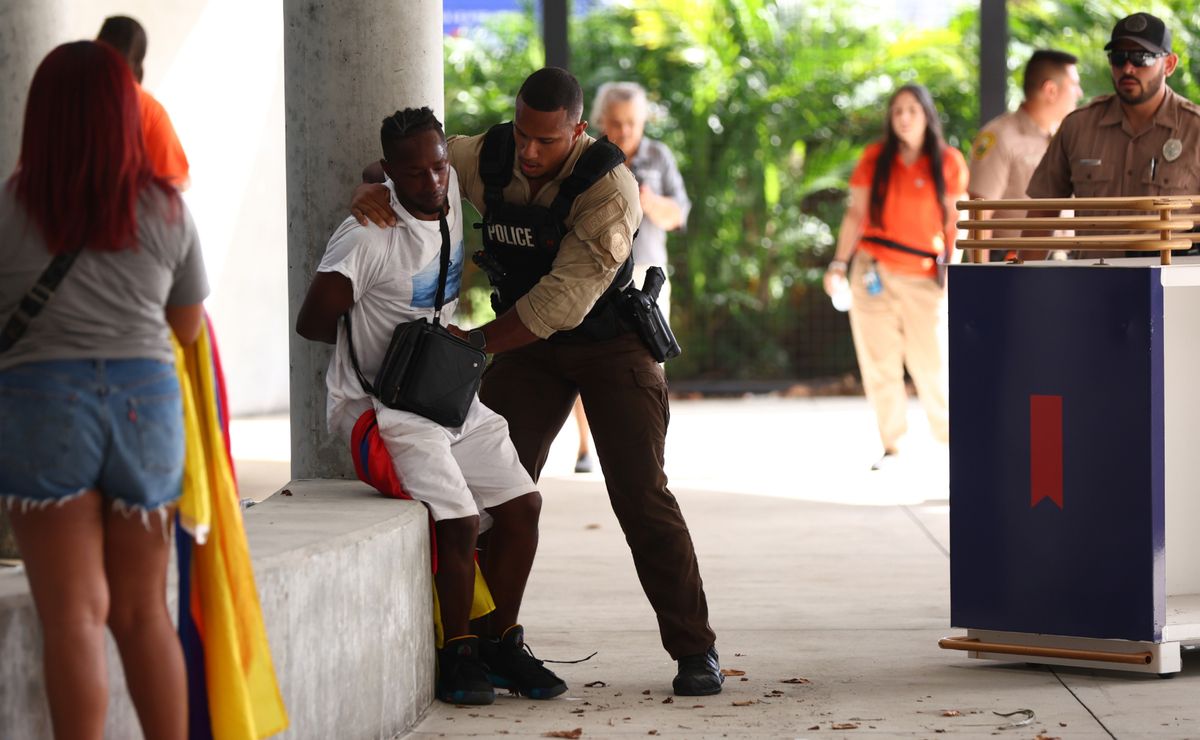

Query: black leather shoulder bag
left=344, top=213, right=486, bottom=427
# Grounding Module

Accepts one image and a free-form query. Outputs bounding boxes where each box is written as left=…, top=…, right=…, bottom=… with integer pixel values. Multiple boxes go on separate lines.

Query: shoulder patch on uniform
left=971, top=131, right=997, bottom=161
left=1178, top=97, right=1200, bottom=117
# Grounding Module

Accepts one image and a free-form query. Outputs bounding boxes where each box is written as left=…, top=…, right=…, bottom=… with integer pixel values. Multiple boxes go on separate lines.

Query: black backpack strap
left=479, top=122, right=516, bottom=214
left=0, top=250, right=82, bottom=354
left=549, top=136, right=626, bottom=227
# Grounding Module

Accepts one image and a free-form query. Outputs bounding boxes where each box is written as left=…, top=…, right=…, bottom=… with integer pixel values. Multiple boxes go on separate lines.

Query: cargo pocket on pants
left=632, top=366, right=669, bottom=426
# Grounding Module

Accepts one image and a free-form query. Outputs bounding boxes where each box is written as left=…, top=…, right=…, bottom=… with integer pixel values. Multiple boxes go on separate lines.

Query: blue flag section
left=948, top=265, right=1166, bottom=642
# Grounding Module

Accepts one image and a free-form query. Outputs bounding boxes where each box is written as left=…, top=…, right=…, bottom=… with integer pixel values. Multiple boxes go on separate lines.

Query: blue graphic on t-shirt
left=411, top=239, right=465, bottom=307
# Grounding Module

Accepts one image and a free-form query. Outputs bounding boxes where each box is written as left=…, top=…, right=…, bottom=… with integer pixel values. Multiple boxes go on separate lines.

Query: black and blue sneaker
left=437, top=635, right=495, bottom=705
left=481, top=625, right=568, bottom=700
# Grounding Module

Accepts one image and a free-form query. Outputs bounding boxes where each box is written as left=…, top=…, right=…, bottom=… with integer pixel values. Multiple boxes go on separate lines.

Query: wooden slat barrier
left=956, top=195, right=1198, bottom=266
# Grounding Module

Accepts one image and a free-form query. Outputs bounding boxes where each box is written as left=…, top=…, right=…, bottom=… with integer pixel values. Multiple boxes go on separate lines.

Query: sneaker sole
left=488, top=673, right=568, bottom=700
left=437, top=688, right=495, bottom=705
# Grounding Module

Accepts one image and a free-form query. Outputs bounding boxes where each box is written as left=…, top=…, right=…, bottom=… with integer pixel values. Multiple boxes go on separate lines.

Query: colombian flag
left=174, top=316, right=288, bottom=739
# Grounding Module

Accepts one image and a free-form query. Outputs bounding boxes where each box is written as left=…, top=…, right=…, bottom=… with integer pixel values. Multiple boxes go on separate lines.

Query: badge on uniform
left=1163, top=138, right=1183, bottom=162
left=971, top=131, right=996, bottom=161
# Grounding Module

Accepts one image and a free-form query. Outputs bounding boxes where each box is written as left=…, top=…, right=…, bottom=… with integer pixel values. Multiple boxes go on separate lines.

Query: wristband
left=828, top=260, right=848, bottom=272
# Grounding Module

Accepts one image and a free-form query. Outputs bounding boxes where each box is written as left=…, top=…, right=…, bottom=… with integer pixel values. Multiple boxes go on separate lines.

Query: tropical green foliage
left=444, top=0, right=1198, bottom=383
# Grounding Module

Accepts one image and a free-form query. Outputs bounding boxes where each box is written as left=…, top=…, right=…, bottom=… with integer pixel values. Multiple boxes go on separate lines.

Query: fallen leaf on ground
left=662, top=697, right=673, bottom=704
left=831, top=722, right=859, bottom=730
left=542, top=730, right=582, bottom=739
left=942, top=710, right=961, bottom=717
left=648, top=731, right=659, bottom=736
left=721, top=668, right=746, bottom=676
left=642, top=690, right=652, bottom=695
left=740, top=677, right=748, bottom=682
left=732, top=700, right=760, bottom=707
left=584, top=681, right=607, bottom=688
left=780, top=677, right=811, bottom=684
left=735, top=652, right=745, bottom=656
left=1033, top=735, right=1061, bottom=740
left=585, top=523, right=601, bottom=529
left=807, top=725, right=820, bottom=731
left=570, top=709, right=585, bottom=714
left=692, top=705, right=704, bottom=709
left=281, top=489, right=293, bottom=496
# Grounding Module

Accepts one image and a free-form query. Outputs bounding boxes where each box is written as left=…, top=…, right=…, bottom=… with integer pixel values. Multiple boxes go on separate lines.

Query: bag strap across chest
left=344, top=211, right=451, bottom=396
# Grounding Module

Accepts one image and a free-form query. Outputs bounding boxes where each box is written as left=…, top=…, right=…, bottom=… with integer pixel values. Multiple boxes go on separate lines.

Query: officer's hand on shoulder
left=350, top=183, right=397, bottom=228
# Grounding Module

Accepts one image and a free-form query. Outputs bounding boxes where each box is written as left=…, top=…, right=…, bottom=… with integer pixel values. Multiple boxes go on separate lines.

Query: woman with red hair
left=0, top=41, right=207, bottom=739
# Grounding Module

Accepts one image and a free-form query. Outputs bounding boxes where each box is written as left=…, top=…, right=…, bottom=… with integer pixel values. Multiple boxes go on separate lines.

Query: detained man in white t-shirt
left=296, top=108, right=566, bottom=705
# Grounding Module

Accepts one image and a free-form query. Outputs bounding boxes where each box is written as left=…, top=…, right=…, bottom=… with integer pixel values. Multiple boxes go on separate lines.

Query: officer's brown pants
left=480, top=331, right=716, bottom=660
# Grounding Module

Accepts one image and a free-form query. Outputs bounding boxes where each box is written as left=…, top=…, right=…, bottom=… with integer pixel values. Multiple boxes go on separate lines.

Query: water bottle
left=863, top=265, right=883, bottom=296
left=830, top=279, right=852, bottom=312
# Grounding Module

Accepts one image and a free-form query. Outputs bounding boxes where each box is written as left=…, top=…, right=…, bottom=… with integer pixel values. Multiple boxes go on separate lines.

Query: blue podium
left=942, top=256, right=1200, bottom=674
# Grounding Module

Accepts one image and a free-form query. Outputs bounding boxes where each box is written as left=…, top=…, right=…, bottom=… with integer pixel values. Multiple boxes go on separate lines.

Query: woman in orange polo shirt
left=823, top=83, right=968, bottom=470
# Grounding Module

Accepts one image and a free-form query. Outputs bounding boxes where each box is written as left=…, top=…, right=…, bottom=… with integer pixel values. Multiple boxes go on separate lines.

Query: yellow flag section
left=433, top=561, right=496, bottom=648
left=174, top=324, right=289, bottom=739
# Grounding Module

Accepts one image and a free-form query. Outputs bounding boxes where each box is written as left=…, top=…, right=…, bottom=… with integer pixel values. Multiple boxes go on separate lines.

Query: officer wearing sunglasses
left=1025, top=12, right=1200, bottom=256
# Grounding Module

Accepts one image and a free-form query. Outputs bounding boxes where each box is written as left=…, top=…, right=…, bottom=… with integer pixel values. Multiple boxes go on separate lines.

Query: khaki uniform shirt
left=449, top=131, right=641, bottom=339
left=1028, top=88, right=1200, bottom=203
left=969, top=107, right=1053, bottom=238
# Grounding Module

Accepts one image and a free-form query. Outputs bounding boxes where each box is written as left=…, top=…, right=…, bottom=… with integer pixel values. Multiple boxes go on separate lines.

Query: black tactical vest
left=475, top=122, right=634, bottom=341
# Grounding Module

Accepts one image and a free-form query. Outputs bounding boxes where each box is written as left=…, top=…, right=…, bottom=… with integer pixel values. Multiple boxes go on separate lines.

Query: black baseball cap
left=1105, top=13, right=1172, bottom=54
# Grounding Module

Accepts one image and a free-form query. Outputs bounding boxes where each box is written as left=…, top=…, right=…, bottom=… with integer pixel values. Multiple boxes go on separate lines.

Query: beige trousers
left=848, top=252, right=949, bottom=452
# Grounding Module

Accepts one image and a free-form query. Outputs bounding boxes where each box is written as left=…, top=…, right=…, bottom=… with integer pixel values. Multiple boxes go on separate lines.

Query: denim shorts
left=0, top=359, right=184, bottom=513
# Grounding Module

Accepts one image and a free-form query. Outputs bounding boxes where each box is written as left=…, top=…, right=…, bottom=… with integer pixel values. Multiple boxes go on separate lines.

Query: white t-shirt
left=320, top=171, right=466, bottom=437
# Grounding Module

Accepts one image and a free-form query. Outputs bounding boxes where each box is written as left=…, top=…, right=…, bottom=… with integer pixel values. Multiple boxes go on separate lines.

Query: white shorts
left=372, top=396, right=535, bottom=522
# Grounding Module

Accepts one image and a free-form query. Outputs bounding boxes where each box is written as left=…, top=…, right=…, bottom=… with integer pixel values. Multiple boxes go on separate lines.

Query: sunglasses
left=1107, top=50, right=1168, bottom=68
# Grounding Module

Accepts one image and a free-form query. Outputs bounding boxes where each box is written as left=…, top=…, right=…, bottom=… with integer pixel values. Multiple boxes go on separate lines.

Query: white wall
left=63, top=0, right=290, bottom=415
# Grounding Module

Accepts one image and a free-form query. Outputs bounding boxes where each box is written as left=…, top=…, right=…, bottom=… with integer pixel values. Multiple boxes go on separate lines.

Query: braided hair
left=380, top=107, right=444, bottom=158
left=867, top=84, right=948, bottom=230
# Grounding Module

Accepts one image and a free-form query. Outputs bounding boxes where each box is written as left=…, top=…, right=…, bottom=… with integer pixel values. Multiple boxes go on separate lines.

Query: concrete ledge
left=0, top=480, right=434, bottom=739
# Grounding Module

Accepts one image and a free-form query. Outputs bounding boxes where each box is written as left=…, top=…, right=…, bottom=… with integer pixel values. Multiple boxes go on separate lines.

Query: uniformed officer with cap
left=348, top=67, right=723, bottom=697
left=1025, top=12, right=1200, bottom=248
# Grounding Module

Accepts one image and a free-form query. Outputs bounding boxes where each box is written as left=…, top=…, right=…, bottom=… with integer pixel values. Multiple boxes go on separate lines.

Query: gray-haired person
left=570, top=81, right=691, bottom=473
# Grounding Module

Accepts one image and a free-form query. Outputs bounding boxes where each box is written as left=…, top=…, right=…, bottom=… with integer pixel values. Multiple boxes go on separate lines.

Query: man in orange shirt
left=97, top=16, right=190, bottom=189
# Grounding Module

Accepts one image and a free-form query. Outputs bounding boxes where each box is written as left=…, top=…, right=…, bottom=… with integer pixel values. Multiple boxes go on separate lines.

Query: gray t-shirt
left=0, top=184, right=208, bottom=370
left=628, top=137, right=690, bottom=268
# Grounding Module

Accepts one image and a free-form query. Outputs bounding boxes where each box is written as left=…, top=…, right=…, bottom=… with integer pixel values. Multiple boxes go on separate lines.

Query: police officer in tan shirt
left=968, top=50, right=1083, bottom=258
left=1026, top=12, right=1200, bottom=253
left=349, top=68, right=722, bottom=698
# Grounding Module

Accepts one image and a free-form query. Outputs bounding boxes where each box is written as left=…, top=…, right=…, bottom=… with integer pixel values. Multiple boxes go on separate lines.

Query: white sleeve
left=317, top=217, right=389, bottom=301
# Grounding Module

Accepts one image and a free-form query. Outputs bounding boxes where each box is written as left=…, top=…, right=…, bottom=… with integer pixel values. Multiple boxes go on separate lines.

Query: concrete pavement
left=230, top=397, right=1200, bottom=739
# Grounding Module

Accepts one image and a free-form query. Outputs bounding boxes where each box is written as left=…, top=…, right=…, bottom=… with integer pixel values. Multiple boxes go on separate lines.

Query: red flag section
left=1030, top=394, right=1064, bottom=509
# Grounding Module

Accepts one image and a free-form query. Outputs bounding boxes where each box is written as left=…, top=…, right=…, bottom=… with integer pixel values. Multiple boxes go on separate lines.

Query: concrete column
left=0, top=1, right=65, bottom=558
left=979, top=0, right=1009, bottom=127
left=0, top=1, right=65, bottom=175
left=284, top=0, right=444, bottom=479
